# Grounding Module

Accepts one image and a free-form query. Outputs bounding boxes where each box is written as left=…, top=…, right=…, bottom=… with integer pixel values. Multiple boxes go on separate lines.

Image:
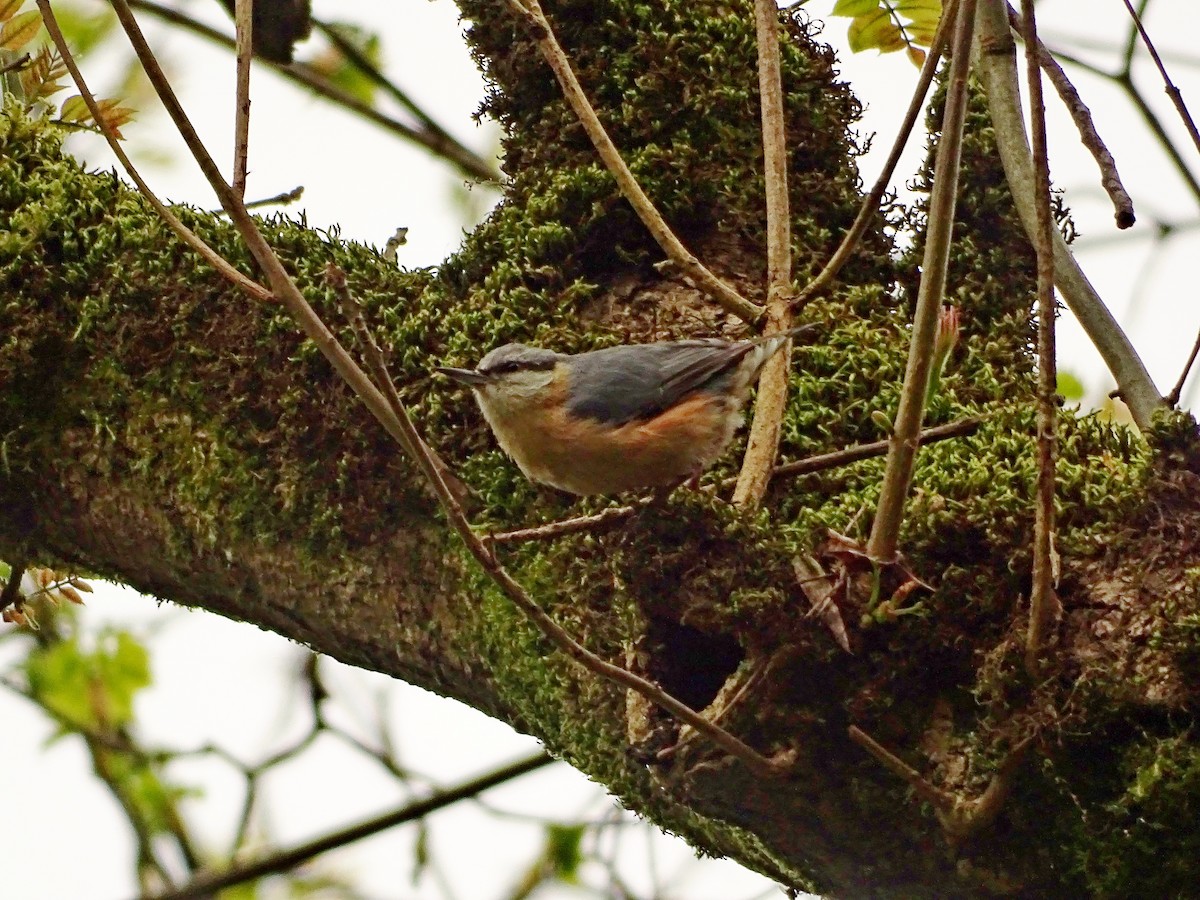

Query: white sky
left=2, top=1, right=1198, bottom=898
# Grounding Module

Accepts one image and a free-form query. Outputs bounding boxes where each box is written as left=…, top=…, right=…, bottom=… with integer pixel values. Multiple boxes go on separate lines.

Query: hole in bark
left=647, top=619, right=744, bottom=712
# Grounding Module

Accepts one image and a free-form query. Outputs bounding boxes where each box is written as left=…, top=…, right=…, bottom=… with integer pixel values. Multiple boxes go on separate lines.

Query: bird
left=435, top=325, right=813, bottom=496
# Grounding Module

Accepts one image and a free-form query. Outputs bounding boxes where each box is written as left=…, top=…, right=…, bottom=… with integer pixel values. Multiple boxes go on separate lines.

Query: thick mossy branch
left=3, top=0, right=1200, bottom=894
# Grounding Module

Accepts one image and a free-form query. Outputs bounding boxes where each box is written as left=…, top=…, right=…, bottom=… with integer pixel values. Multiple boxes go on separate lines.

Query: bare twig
left=125, top=0, right=501, bottom=184
left=327, top=265, right=474, bottom=508
left=489, top=417, right=985, bottom=545
left=94, top=0, right=784, bottom=778
left=311, top=18, right=448, bottom=140
left=794, top=0, right=956, bottom=309
left=1020, top=0, right=1061, bottom=675
left=35, top=0, right=272, bottom=304
left=144, top=753, right=554, bottom=900
left=848, top=725, right=957, bottom=812
left=245, top=184, right=303, bottom=209
left=975, top=0, right=1163, bottom=429
left=232, top=0, right=252, bottom=198
left=769, top=416, right=983, bottom=481
left=866, top=0, right=978, bottom=564
left=849, top=726, right=1033, bottom=840
left=0, top=558, right=24, bottom=612
left=0, top=52, right=31, bottom=78
left=503, top=0, right=762, bottom=325
left=1167, top=326, right=1200, bottom=407
left=732, top=0, right=795, bottom=507
left=1005, top=3, right=1135, bottom=229
left=1120, top=0, right=1200, bottom=162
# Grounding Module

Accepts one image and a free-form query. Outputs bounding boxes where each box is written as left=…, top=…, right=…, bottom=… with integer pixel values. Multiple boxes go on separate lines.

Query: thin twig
left=866, top=0, right=977, bottom=564
left=244, top=184, right=303, bottom=209
left=125, top=0, right=501, bottom=184
left=848, top=725, right=957, bottom=812
left=35, top=0, right=272, bottom=304
left=0, top=558, right=24, bottom=611
left=327, top=265, right=474, bottom=508
left=794, top=0, right=956, bottom=309
left=232, top=0, right=252, bottom=199
left=488, top=417, right=985, bottom=545
left=488, top=497, right=652, bottom=545
left=1120, top=0, right=1200, bottom=162
left=0, top=52, right=30, bottom=78
left=1020, top=0, right=1061, bottom=675
left=1005, top=3, right=1135, bottom=229
left=975, top=0, right=1163, bottom=429
left=143, top=753, right=554, bottom=900
left=1167, top=326, right=1200, bottom=407
left=311, top=18, right=446, bottom=138
left=503, top=0, right=763, bottom=325
left=768, top=416, right=983, bottom=481
left=98, top=0, right=785, bottom=779
left=732, top=0, right=795, bottom=508
left=849, top=725, right=1032, bottom=840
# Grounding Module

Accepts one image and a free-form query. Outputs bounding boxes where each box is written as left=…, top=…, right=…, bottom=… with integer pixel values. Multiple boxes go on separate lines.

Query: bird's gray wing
left=565, top=340, right=753, bottom=425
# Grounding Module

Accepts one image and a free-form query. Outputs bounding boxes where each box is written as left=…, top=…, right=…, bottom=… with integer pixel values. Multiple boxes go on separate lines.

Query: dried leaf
left=0, top=9, right=42, bottom=52
left=0, top=0, right=24, bottom=24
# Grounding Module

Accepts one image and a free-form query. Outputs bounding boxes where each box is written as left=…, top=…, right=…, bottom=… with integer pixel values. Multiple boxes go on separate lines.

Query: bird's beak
left=435, top=365, right=491, bottom=387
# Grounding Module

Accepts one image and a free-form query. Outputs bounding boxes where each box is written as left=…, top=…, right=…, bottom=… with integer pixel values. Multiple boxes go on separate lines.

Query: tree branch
left=124, top=0, right=501, bottom=184
left=143, top=753, right=555, bottom=900
left=1004, top=2, right=1135, bottom=229
left=1019, top=0, right=1061, bottom=674
left=794, top=0, right=956, bottom=309
left=76, top=0, right=786, bottom=780
left=732, top=0, right=795, bottom=507
left=503, top=0, right=763, bottom=324
left=974, top=0, right=1163, bottom=429
left=867, top=0, right=978, bottom=564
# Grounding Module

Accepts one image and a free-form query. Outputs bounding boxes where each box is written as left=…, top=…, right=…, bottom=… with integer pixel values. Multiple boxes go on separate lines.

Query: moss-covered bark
left=3, top=0, right=1200, bottom=895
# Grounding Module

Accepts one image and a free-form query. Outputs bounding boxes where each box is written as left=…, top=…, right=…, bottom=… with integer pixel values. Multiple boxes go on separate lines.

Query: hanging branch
left=1020, top=0, right=1061, bottom=674
left=1119, top=0, right=1200, bottom=162
left=794, top=0, right=957, bottom=309
left=147, top=753, right=554, bottom=900
left=42, top=0, right=786, bottom=780
left=125, top=0, right=501, bottom=184
left=503, top=0, right=762, bottom=325
left=866, top=0, right=978, bottom=565
left=34, top=1, right=271, bottom=303
left=732, top=0, right=795, bottom=508
left=232, top=0, right=252, bottom=198
left=1003, top=3, right=1134, bottom=229
left=974, top=0, right=1163, bottom=430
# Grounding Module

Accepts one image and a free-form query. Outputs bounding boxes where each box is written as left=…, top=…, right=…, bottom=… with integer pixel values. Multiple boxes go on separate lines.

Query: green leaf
left=545, top=824, right=585, bottom=880
left=1057, top=371, right=1085, bottom=402
left=0, top=9, right=42, bottom=52
left=24, top=629, right=151, bottom=732
left=831, top=0, right=881, bottom=16
left=49, top=4, right=116, bottom=57
left=847, top=11, right=900, bottom=53
left=310, top=22, right=381, bottom=106
left=58, top=94, right=89, bottom=123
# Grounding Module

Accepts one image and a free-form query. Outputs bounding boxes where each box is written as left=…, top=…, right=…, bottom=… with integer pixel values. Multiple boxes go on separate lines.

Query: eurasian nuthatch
left=436, top=325, right=813, bottom=496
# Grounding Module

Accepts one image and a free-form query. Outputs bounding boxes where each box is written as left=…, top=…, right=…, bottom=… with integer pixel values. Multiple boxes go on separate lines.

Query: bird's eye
left=490, top=361, right=521, bottom=374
